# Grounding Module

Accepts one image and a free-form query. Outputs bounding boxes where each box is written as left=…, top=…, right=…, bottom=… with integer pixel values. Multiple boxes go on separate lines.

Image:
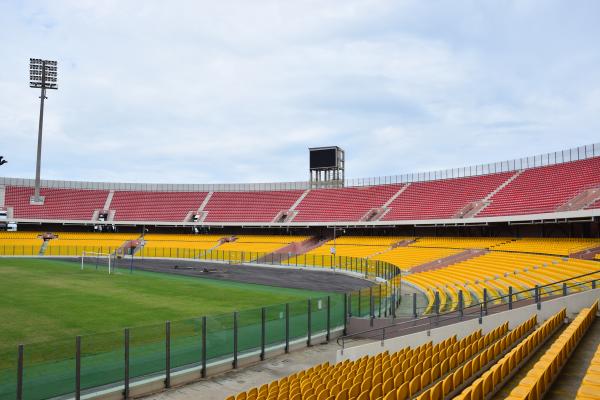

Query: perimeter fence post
left=413, top=293, right=417, bottom=318
left=343, top=293, right=348, bottom=335
left=260, top=307, right=266, bottom=361
left=563, top=283, right=567, bottom=297
left=307, top=299, right=312, bottom=346
left=326, top=296, right=331, bottom=342
left=458, top=290, right=464, bottom=319
left=165, top=321, right=171, bottom=388
left=369, top=287, right=374, bottom=327
left=347, top=293, right=352, bottom=318
left=508, top=287, right=513, bottom=310
left=76, top=336, right=81, bottom=400
left=201, top=316, right=207, bottom=377
left=285, top=303, right=290, bottom=353
left=483, top=288, right=488, bottom=316
left=17, top=344, right=23, bottom=400
left=358, top=289, right=362, bottom=317
left=124, top=328, right=130, bottom=399
left=535, top=285, right=541, bottom=310
left=233, top=312, right=238, bottom=369
left=378, top=286, right=382, bottom=317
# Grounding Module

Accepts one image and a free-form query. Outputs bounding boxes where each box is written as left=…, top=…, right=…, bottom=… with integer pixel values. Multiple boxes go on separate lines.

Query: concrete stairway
left=391, top=239, right=416, bottom=248
left=360, top=207, right=388, bottom=222
left=198, top=192, right=213, bottom=212
left=409, top=249, right=489, bottom=273
left=274, top=190, right=310, bottom=223
left=255, top=235, right=332, bottom=264
left=383, top=184, right=411, bottom=208
left=486, top=170, right=524, bottom=200
left=116, top=238, right=145, bottom=258
left=38, top=240, right=49, bottom=256
left=103, top=190, right=114, bottom=210
left=356, top=185, right=412, bottom=222
left=556, top=186, right=600, bottom=212
left=570, top=245, right=600, bottom=260
left=467, top=170, right=524, bottom=217
left=454, top=200, right=490, bottom=219
left=184, top=192, right=213, bottom=222
left=290, top=189, right=310, bottom=211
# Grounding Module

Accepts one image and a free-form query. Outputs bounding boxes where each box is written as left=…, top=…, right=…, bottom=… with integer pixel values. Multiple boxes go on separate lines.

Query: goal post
left=81, top=251, right=114, bottom=274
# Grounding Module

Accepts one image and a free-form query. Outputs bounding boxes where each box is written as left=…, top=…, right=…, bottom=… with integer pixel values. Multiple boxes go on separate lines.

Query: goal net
left=81, top=251, right=115, bottom=274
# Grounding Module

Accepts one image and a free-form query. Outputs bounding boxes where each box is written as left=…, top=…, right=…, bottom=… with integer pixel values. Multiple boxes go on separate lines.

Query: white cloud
left=1, top=0, right=599, bottom=184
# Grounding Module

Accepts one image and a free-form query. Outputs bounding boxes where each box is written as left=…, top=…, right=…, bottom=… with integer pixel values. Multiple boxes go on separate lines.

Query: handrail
left=337, top=268, right=600, bottom=349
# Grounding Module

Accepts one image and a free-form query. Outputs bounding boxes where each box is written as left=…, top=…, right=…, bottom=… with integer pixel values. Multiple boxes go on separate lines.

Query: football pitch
left=0, top=257, right=329, bottom=360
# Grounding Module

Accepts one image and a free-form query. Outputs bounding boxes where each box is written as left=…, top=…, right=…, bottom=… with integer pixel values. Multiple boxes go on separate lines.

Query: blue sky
left=1, top=1, right=599, bottom=184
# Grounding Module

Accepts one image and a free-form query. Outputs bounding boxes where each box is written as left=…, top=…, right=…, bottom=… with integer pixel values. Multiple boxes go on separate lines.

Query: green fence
left=0, top=249, right=402, bottom=400
left=0, top=294, right=349, bottom=400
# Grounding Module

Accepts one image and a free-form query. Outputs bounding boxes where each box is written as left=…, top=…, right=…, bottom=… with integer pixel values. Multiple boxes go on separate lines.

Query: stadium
left=3, top=3, right=600, bottom=400
left=1, top=142, right=600, bottom=400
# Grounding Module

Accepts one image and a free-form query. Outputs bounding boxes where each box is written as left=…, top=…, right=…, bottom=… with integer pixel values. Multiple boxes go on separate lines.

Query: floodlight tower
left=29, top=58, right=58, bottom=204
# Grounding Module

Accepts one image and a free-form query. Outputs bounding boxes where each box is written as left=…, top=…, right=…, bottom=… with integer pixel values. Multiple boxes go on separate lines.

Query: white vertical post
left=81, top=252, right=84, bottom=270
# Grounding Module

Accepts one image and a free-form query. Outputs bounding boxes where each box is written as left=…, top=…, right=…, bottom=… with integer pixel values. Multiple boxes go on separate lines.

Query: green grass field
left=0, top=258, right=326, bottom=355
left=0, top=258, right=348, bottom=400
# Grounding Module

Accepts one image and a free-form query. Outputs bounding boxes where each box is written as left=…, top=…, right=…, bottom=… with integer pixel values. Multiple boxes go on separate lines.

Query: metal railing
left=1, top=143, right=598, bottom=191
left=337, top=268, right=600, bottom=351
left=0, top=249, right=402, bottom=400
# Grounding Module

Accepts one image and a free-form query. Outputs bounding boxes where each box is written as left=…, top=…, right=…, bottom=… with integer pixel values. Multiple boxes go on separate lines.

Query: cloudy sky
left=1, top=1, right=599, bottom=184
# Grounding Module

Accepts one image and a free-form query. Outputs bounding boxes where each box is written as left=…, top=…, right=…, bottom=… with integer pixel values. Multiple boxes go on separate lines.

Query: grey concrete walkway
left=144, top=339, right=370, bottom=400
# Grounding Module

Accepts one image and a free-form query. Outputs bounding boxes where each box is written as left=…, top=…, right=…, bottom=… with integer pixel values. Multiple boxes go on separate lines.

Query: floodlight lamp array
left=29, top=58, right=58, bottom=89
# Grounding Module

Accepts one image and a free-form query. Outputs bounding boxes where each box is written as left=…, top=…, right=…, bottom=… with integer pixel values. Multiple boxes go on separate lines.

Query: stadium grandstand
left=1, top=144, right=599, bottom=226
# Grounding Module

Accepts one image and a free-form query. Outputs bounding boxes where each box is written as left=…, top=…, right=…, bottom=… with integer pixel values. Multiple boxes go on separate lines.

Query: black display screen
left=310, top=148, right=337, bottom=169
